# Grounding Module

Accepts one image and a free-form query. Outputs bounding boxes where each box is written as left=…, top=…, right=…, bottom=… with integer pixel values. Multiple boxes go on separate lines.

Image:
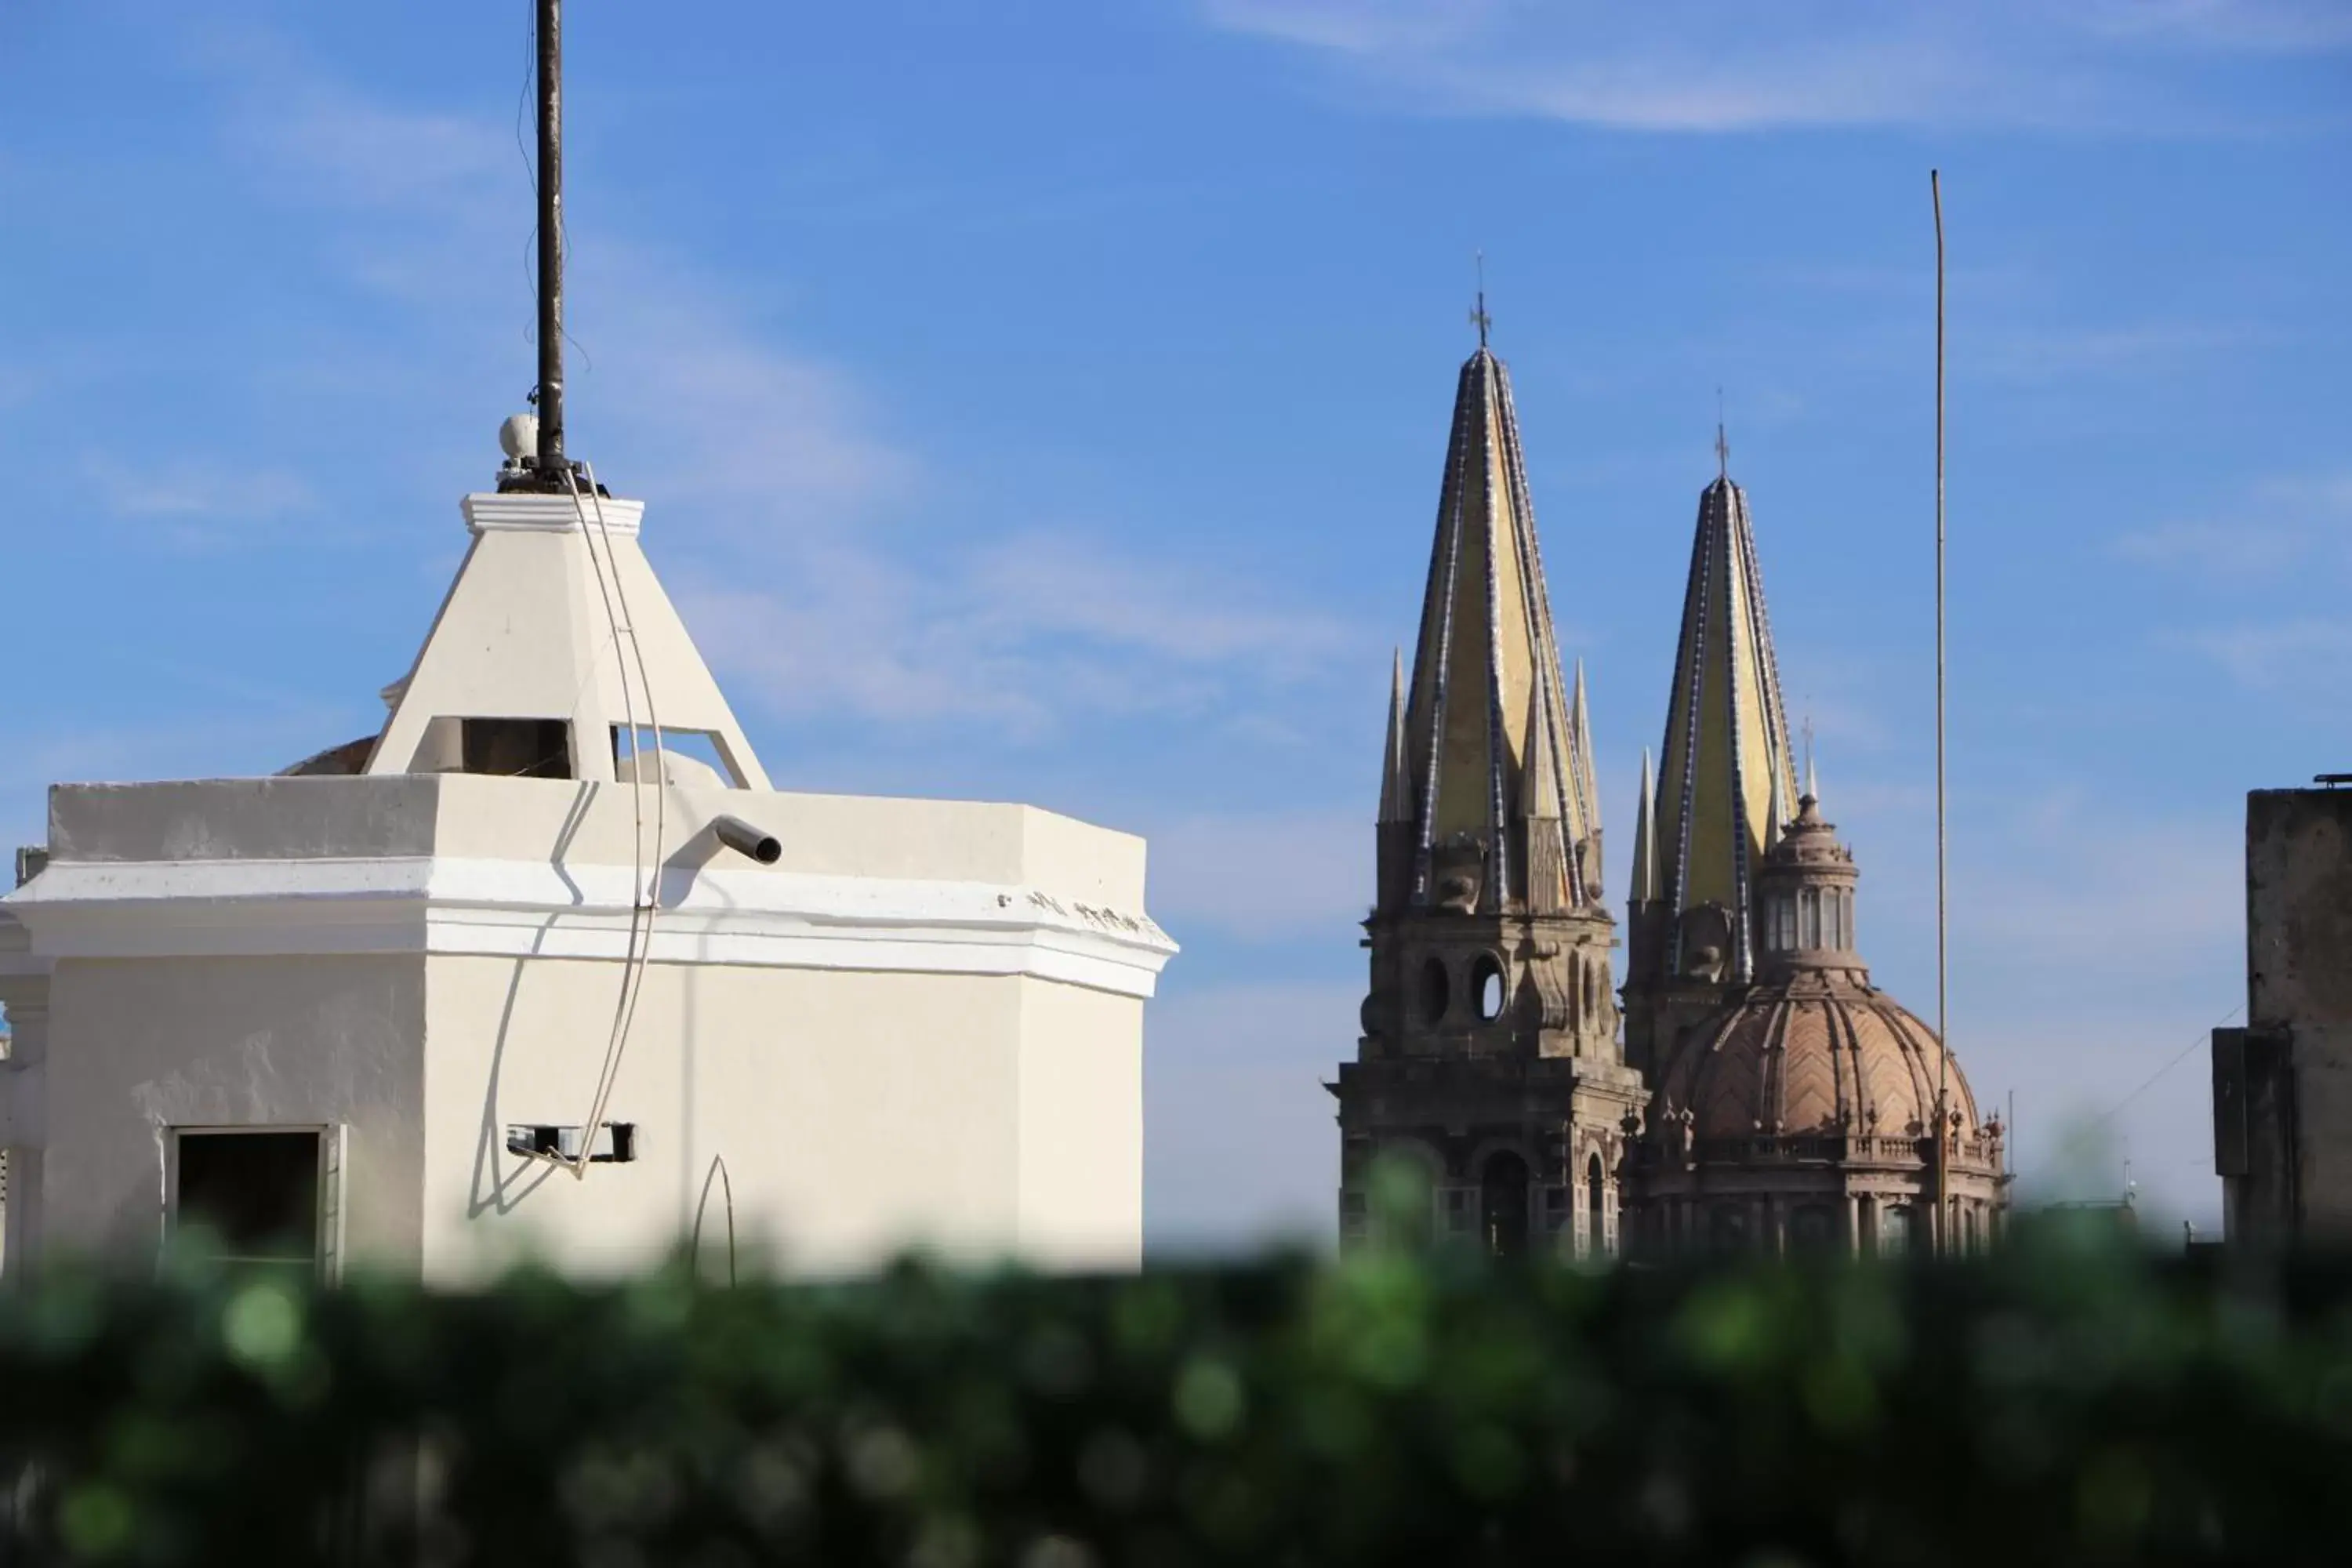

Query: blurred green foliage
left=2, top=1234, right=2350, bottom=1564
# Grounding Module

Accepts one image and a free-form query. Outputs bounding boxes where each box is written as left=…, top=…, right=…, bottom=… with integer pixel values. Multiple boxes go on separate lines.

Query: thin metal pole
left=1932, top=169, right=1951, bottom=1254
left=535, top=0, right=566, bottom=477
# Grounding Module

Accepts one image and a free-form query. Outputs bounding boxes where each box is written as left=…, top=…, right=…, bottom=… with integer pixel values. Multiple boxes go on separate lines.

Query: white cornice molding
left=4, top=858, right=1178, bottom=1000
left=460, top=492, right=646, bottom=538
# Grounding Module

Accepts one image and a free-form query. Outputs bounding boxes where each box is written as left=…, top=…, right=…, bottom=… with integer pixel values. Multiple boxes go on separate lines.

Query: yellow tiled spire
left=1650, top=472, right=1798, bottom=978
left=1396, top=346, right=1599, bottom=913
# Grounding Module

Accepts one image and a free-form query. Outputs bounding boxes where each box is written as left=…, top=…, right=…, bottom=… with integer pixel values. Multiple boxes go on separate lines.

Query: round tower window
left=1420, top=956, right=1450, bottom=1025
left=1473, top=953, right=1505, bottom=1022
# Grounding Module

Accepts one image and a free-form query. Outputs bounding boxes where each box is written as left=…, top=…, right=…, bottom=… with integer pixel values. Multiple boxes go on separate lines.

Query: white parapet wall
left=2, top=773, right=1174, bottom=1281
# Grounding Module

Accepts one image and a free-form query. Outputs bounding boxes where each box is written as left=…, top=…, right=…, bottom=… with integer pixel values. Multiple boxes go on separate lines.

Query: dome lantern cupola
left=1754, top=784, right=1863, bottom=983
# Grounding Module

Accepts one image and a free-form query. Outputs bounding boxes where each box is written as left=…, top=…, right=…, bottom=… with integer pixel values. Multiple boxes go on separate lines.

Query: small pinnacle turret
left=1569, top=659, right=1602, bottom=872
left=1631, top=748, right=1659, bottom=906
left=1377, top=647, right=1410, bottom=825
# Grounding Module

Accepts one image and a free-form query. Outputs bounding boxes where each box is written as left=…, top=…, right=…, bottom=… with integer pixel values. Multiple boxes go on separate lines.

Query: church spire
left=1569, top=659, right=1602, bottom=856
left=1395, top=339, right=1601, bottom=914
left=1631, top=747, right=1659, bottom=906
left=1377, top=648, right=1410, bottom=824
left=1650, top=456, right=1798, bottom=982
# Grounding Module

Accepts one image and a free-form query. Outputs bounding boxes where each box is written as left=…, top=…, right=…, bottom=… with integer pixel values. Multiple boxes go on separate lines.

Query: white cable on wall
left=554, top=462, right=666, bottom=1178
left=577, top=460, right=666, bottom=1164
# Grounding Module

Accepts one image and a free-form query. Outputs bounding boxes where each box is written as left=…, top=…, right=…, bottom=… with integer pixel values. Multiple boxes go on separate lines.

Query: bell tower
left=1335, top=337, right=1646, bottom=1258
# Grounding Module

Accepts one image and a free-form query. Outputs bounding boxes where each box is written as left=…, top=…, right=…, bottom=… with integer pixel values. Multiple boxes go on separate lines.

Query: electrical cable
left=543, top=463, right=665, bottom=1178
left=2085, top=1003, right=2245, bottom=1132
left=572, top=460, right=665, bottom=1167
left=691, top=1155, right=739, bottom=1287
left=554, top=463, right=643, bottom=1170
left=570, top=466, right=659, bottom=1165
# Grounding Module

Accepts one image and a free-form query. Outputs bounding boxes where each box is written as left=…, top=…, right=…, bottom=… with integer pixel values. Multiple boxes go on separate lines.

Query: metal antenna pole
left=535, top=0, right=567, bottom=480
left=1932, top=169, right=1951, bottom=1254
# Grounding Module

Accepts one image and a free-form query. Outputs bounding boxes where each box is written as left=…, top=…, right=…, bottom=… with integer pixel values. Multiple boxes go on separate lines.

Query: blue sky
left=2, top=2, right=2347, bottom=1245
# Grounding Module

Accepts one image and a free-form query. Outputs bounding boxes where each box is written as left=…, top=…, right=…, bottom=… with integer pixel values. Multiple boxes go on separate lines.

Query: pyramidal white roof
left=365, top=489, right=770, bottom=789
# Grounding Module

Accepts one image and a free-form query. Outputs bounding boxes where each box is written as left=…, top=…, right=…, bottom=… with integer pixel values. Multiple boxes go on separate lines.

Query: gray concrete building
left=2213, top=781, right=2352, bottom=1244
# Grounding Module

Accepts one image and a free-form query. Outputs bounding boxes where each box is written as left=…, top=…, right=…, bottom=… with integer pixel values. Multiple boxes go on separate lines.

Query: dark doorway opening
left=1419, top=956, right=1450, bottom=1025
left=173, top=1130, right=322, bottom=1276
left=1586, top=1152, right=1606, bottom=1257
left=1482, top=1150, right=1530, bottom=1260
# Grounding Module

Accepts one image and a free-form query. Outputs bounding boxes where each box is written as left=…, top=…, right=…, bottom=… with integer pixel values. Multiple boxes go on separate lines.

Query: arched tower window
left=1472, top=953, right=1505, bottom=1022
left=1799, top=887, right=1821, bottom=948
left=1481, top=1150, right=1530, bottom=1259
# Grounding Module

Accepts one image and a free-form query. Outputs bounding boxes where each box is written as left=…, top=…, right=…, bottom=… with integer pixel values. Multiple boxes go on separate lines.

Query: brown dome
left=1657, top=969, right=1981, bottom=1145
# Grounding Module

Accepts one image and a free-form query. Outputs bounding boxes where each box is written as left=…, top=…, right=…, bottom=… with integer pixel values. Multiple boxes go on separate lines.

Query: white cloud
left=568, top=252, right=909, bottom=524
left=2113, top=519, right=2307, bottom=576
left=1145, top=810, right=1369, bottom=940
left=0, top=361, right=38, bottom=411
left=1962, top=806, right=2241, bottom=961
left=1973, top=322, right=2272, bottom=384
left=2103, top=473, right=2352, bottom=698
left=2183, top=618, right=2352, bottom=690
left=87, top=460, right=320, bottom=550
left=177, top=31, right=1358, bottom=742
left=2082, top=0, right=2352, bottom=51
left=2113, top=470, right=2352, bottom=579
left=676, top=532, right=1361, bottom=736
left=963, top=538, right=1354, bottom=674
left=1201, top=0, right=2352, bottom=132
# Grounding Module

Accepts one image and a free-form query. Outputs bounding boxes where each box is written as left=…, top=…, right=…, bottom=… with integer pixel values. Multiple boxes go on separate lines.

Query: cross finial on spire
left=1470, top=249, right=1491, bottom=347
left=1802, top=712, right=1817, bottom=800
left=1714, top=387, right=1729, bottom=481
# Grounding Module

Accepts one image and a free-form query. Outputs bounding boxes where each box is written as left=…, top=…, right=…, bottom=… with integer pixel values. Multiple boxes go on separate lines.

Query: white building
left=0, top=477, right=1174, bottom=1283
